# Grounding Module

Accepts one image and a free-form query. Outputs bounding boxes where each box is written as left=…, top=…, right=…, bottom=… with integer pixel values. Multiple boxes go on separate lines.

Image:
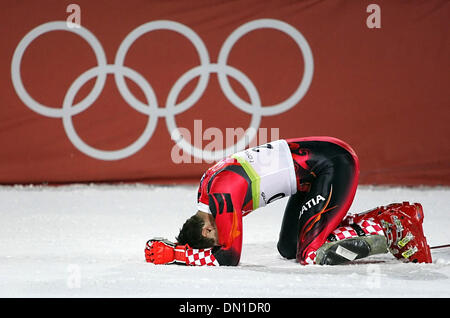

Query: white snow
left=0, top=184, right=448, bottom=298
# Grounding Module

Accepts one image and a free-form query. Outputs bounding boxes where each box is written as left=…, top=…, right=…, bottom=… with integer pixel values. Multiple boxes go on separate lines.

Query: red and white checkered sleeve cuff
left=186, top=248, right=219, bottom=266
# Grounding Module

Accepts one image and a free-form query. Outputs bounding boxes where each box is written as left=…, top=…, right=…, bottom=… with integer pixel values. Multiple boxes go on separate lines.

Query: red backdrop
left=1, top=0, right=449, bottom=185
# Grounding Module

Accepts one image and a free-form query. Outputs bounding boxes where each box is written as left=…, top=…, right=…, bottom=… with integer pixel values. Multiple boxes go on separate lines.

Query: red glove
left=145, top=238, right=189, bottom=265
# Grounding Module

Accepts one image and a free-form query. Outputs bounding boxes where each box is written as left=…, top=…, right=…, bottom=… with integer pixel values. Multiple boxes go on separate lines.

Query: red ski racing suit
left=145, top=136, right=432, bottom=266
left=194, top=136, right=359, bottom=266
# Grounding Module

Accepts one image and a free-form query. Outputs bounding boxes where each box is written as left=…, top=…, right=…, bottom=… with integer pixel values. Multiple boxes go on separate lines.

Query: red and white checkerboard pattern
left=303, top=251, right=317, bottom=265
left=358, top=218, right=384, bottom=236
left=330, top=226, right=358, bottom=241
left=186, top=248, right=219, bottom=266
left=305, top=217, right=385, bottom=265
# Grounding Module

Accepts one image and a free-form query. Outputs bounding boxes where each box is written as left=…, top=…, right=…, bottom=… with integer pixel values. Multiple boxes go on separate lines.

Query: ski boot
left=351, top=202, right=432, bottom=263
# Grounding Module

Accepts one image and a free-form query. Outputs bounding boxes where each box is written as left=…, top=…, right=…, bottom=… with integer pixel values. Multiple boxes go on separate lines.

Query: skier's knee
left=277, top=241, right=296, bottom=259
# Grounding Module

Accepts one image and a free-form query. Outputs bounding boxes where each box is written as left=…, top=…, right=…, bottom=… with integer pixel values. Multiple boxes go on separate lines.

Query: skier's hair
left=176, top=214, right=216, bottom=249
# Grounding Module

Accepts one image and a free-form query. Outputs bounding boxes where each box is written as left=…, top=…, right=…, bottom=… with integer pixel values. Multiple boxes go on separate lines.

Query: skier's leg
left=277, top=191, right=308, bottom=259
left=296, top=150, right=359, bottom=264
left=314, top=221, right=388, bottom=265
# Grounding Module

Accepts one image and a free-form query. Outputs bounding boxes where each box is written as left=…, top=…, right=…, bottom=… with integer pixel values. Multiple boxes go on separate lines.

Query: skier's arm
left=209, top=210, right=243, bottom=266
left=193, top=170, right=246, bottom=266
left=144, top=169, right=246, bottom=267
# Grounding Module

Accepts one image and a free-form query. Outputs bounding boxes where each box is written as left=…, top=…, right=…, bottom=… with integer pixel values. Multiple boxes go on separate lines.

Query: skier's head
left=176, top=211, right=218, bottom=248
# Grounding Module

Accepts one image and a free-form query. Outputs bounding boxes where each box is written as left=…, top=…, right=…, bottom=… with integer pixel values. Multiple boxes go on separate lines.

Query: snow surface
left=0, top=184, right=448, bottom=298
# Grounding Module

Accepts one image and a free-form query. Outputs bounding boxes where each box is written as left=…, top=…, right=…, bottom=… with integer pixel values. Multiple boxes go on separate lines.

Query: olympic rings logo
left=11, top=19, right=314, bottom=161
